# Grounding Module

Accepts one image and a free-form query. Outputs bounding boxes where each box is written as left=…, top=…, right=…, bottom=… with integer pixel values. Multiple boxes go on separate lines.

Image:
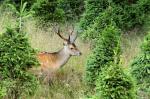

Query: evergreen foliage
left=59, top=0, right=84, bottom=20
left=79, top=0, right=110, bottom=30
left=95, top=63, right=136, bottom=99
left=31, top=0, right=85, bottom=24
left=80, top=0, right=150, bottom=41
left=5, top=0, right=36, bottom=10
left=32, top=0, right=65, bottom=24
left=0, top=1, right=39, bottom=98
left=131, top=33, right=150, bottom=92
left=85, top=24, right=121, bottom=87
left=85, top=24, right=136, bottom=99
left=8, top=1, right=33, bottom=31
left=0, top=27, right=39, bottom=98
left=81, top=7, right=113, bottom=41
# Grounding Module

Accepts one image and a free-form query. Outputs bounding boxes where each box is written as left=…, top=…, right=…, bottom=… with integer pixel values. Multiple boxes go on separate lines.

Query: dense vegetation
left=131, top=32, right=150, bottom=93
left=95, top=63, right=135, bottom=99
left=85, top=24, right=121, bottom=87
left=79, top=0, right=110, bottom=30
left=83, top=0, right=150, bottom=98
left=80, top=0, right=150, bottom=41
left=6, top=0, right=36, bottom=10
left=85, top=24, right=136, bottom=98
left=0, top=0, right=149, bottom=99
left=32, top=0, right=84, bottom=24
left=32, top=0, right=65, bottom=24
left=0, top=1, right=39, bottom=98
left=0, top=27, right=39, bottom=98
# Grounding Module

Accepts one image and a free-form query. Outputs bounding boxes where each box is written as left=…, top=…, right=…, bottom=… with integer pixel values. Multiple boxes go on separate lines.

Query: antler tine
left=53, top=23, right=68, bottom=41
left=57, top=28, right=68, bottom=41
left=69, top=24, right=77, bottom=43
left=69, top=24, right=74, bottom=35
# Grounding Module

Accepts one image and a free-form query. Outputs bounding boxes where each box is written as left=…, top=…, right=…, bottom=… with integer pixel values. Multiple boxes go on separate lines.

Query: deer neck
left=56, top=47, right=71, bottom=68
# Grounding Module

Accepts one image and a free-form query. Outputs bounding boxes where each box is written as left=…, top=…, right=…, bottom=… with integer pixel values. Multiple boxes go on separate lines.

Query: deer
left=37, top=25, right=82, bottom=81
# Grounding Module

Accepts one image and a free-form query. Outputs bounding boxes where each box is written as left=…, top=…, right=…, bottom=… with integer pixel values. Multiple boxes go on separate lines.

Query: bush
left=80, top=0, right=150, bottom=40
left=0, top=27, right=39, bottom=98
left=32, top=0, right=65, bottom=24
left=112, top=0, right=134, bottom=5
left=131, top=33, right=150, bottom=92
left=79, top=0, right=110, bottom=30
left=5, top=0, right=36, bottom=10
left=81, top=7, right=113, bottom=41
left=137, top=0, right=150, bottom=14
left=85, top=24, right=121, bottom=87
left=113, top=0, right=150, bottom=29
left=0, top=80, right=10, bottom=98
left=95, top=63, right=136, bottom=99
left=82, top=0, right=150, bottom=40
left=59, top=0, right=84, bottom=20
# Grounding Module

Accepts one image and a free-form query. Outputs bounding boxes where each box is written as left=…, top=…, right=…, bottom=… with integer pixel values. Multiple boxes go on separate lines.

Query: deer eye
left=70, top=47, right=74, bottom=50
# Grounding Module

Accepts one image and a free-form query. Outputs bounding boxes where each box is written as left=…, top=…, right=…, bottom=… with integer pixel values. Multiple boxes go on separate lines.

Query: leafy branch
left=8, top=0, right=33, bottom=31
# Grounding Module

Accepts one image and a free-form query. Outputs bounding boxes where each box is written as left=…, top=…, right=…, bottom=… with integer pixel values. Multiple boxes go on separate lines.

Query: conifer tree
left=85, top=24, right=121, bottom=87
left=79, top=0, right=110, bottom=30
left=95, top=63, right=136, bottom=99
left=131, top=33, right=150, bottom=92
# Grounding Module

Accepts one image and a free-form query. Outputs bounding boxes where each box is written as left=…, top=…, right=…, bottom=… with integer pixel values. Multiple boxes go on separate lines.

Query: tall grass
left=0, top=6, right=16, bottom=33
left=0, top=7, right=149, bottom=99
left=121, top=28, right=145, bottom=67
left=121, top=15, right=150, bottom=68
left=24, top=19, right=91, bottom=99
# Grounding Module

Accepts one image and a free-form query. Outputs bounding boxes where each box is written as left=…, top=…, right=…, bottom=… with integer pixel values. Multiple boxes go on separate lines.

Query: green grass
left=0, top=7, right=150, bottom=99
left=0, top=9, right=91, bottom=99
left=24, top=19, right=91, bottom=99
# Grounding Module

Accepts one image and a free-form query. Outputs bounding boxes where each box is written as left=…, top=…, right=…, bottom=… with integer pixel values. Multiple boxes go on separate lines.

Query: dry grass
left=0, top=6, right=16, bottom=33
left=0, top=7, right=149, bottom=99
left=24, top=20, right=91, bottom=99
left=24, top=20, right=146, bottom=99
left=0, top=9, right=91, bottom=99
left=121, top=28, right=145, bottom=67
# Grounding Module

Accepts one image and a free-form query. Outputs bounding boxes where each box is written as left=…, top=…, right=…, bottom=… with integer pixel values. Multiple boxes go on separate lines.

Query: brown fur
left=37, top=52, right=59, bottom=72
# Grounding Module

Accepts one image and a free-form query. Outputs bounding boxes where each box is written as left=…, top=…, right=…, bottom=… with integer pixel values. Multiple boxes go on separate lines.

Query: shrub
left=80, top=0, right=150, bottom=40
left=112, top=0, right=150, bottom=29
left=131, top=33, right=150, bottom=92
left=81, top=7, right=113, bottom=41
left=0, top=27, right=39, bottom=98
left=137, top=0, right=150, bottom=14
left=32, top=0, right=65, bottom=24
left=95, top=63, right=136, bottom=99
left=79, top=0, right=110, bottom=30
left=85, top=24, right=121, bottom=87
left=59, top=0, right=84, bottom=20
left=112, top=0, right=133, bottom=5
left=0, top=80, right=10, bottom=98
left=5, top=0, right=36, bottom=10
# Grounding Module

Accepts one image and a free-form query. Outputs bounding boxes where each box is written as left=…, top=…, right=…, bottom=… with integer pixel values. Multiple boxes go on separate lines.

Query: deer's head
left=54, top=25, right=81, bottom=56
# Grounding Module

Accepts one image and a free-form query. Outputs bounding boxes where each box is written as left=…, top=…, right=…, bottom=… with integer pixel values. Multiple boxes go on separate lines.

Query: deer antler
left=68, top=25, right=77, bottom=43
left=53, top=23, right=68, bottom=41
left=56, top=28, right=68, bottom=41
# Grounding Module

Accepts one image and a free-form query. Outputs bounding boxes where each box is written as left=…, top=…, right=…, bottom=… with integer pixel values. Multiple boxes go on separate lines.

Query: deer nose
left=79, top=52, right=82, bottom=56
